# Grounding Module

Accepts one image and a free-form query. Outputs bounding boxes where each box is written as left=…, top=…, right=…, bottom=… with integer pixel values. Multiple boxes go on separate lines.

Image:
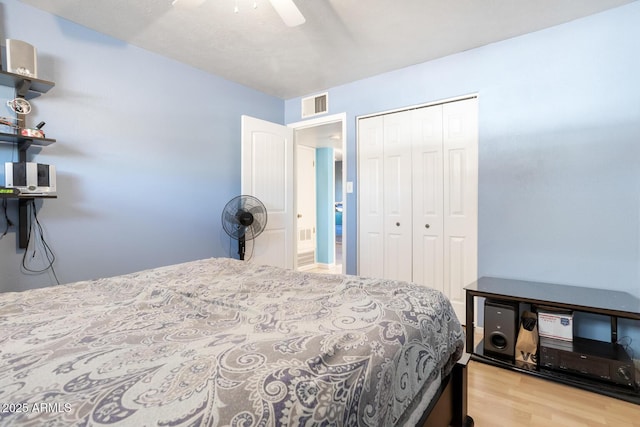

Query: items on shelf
left=0, top=186, right=20, bottom=197
left=0, top=70, right=56, bottom=248
left=5, top=39, right=38, bottom=78
left=7, top=97, right=31, bottom=114
left=0, top=116, right=21, bottom=129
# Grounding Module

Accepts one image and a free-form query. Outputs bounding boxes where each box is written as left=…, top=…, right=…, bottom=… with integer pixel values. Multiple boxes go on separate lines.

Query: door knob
left=297, top=214, right=302, bottom=218
left=425, top=224, right=430, bottom=229
left=396, top=222, right=400, bottom=227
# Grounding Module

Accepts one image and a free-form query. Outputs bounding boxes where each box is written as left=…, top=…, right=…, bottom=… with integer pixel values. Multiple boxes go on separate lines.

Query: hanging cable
left=21, top=200, right=60, bottom=285
left=0, top=199, right=13, bottom=239
left=245, top=233, right=255, bottom=261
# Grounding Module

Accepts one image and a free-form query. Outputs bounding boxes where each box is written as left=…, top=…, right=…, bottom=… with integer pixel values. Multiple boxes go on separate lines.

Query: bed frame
left=415, top=353, right=474, bottom=427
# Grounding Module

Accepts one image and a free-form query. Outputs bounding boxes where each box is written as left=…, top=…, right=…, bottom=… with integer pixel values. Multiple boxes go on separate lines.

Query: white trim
left=297, top=263, right=318, bottom=272
left=357, top=93, right=479, bottom=121
left=315, top=262, right=335, bottom=270
left=289, top=112, right=347, bottom=274
left=288, top=112, right=345, bottom=130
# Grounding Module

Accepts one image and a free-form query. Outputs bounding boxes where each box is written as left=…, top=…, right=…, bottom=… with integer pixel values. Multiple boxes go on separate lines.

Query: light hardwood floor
left=467, top=342, right=640, bottom=427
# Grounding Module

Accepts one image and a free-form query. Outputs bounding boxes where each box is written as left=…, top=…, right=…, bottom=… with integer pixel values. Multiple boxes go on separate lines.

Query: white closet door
left=357, top=97, right=478, bottom=310
left=442, top=98, right=478, bottom=322
left=383, top=111, right=413, bottom=282
left=412, top=106, right=444, bottom=292
left=357, top=115, right=384, bottom=278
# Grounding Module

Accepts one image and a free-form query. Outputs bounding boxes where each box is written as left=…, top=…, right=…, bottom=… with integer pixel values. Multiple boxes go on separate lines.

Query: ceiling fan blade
left=268, top=0, right=305, bottom=27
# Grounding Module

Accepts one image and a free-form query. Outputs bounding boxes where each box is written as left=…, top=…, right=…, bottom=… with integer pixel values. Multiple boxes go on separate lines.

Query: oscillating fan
left=221, top=195, right=268, bottom=260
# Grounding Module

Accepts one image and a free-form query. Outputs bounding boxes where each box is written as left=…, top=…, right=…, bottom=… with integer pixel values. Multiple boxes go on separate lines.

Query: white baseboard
left=316, top=262, right=335, bottom=270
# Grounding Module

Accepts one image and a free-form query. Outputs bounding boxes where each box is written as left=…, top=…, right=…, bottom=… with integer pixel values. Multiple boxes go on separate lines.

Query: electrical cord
left=246, top=235, right=255, bottom=261
left=0, top=199, right=13, bottom=238
left=21, top=199, right=60, bottom=285
left=1, top=144, right=18, bottom=238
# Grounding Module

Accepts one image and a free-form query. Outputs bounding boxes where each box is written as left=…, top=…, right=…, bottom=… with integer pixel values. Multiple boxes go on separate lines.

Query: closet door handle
left=396, top=222, right=400, bottom=227
left=425, top=224, right=430, bottom=229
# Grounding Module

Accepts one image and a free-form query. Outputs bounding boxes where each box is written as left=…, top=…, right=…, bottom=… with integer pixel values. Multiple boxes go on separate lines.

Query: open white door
left=241, top=115, right=294, bottom=269
left=296, top=145, right=317, bottom=269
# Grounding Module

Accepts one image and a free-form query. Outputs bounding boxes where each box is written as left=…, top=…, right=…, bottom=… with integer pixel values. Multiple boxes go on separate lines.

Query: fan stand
left=238, top=235, right=246, bottom=261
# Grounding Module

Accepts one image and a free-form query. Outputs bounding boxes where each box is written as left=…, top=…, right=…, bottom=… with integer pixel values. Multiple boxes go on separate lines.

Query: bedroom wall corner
left=0, top=1, right=284, bottom=293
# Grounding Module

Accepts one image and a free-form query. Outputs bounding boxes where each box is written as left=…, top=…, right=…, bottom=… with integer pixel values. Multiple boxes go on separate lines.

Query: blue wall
left=0, top=1, right=283, bottom=292
left=316, top=147, right=334, bottom=265
left=285, top=4, right=640, bottom=352
left=285, top=2, right=640, bottom=293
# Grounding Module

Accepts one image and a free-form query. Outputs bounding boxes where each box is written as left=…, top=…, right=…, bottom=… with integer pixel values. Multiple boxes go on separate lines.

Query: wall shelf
left=1, top=71, right=56, bottom=249
left=0, top=71, right=55, bottom=99
left=0, top=132, right=56, bottom=158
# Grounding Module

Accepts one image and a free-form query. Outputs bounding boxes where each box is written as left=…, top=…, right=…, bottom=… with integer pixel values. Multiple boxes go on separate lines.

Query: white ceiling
left=19, top=0, right=634, bottom=99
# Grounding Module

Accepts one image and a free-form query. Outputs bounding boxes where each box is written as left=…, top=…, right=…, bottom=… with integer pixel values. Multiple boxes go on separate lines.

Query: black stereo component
left=540, top=336, right=636, bottom=388
left=484, top=300, right=519, bottom=360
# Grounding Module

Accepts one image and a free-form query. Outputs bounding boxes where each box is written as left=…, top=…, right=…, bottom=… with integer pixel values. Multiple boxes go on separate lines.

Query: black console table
left=465, top=277, right=640, bottom=404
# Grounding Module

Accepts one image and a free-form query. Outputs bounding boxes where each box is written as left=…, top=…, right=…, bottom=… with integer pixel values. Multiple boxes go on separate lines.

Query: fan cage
left=221, top=195, right=267, bottom=242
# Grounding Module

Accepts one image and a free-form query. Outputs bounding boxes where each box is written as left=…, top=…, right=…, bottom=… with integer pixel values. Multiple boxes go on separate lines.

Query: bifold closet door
left=412, top=106, right=445, bottom=292
left=358, top=115, right=384, bottom=278
left=382, top=111, right=412, bottom=282
left=442, top=98, right=478, bottom=321
left=357, top=111, right=412, bottom=281
left=358, top=97, right=477, bottom=314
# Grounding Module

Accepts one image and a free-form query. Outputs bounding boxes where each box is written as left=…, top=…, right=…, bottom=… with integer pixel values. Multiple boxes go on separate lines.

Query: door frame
left=295, top=144, right=317, bottom=269
left=288, top=112, right=347, bottom=274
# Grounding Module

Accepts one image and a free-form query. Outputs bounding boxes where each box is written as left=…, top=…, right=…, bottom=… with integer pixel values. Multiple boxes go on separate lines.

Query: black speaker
left=484, top=300, right=519, bottom=359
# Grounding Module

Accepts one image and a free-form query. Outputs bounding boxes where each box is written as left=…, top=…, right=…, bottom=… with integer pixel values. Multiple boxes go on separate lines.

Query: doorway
left=289, top=113, right=346, bottom=274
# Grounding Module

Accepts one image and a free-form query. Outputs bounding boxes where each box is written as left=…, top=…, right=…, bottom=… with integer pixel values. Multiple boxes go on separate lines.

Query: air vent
left=301, top=92, right=328, bottom=118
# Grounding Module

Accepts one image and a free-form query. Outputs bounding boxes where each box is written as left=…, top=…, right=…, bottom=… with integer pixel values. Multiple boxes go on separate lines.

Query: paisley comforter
left=0, top=258, right=464, bottom=426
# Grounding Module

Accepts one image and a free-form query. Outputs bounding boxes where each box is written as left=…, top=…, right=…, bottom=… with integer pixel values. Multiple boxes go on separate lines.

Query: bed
left=0, top=257, right=473, bottom=426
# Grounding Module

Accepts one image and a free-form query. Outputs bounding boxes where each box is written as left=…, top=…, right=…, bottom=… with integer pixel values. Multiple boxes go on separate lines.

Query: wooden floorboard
left=467, top=356, right=640, bottom=426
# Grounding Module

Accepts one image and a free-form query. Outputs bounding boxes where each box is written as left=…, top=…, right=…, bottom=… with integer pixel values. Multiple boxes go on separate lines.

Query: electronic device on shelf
left=6, top=39, right=38, bottom=78
left=484, top=300, right=519, bottom=360
left=0, top=186, right=20, bottom=197
left=4, top=162, right=56, bottom=196
left=539, top=336, right=636, bottom=388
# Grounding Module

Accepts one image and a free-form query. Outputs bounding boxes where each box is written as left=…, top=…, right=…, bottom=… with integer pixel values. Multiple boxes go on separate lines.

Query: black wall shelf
left=0, top=71, right=55, bottom=99
left=0, top=132, right=56, bottom=162
left=0, top=132, right=56, bottom=145
left=0, top=71, right=56, bottom=249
